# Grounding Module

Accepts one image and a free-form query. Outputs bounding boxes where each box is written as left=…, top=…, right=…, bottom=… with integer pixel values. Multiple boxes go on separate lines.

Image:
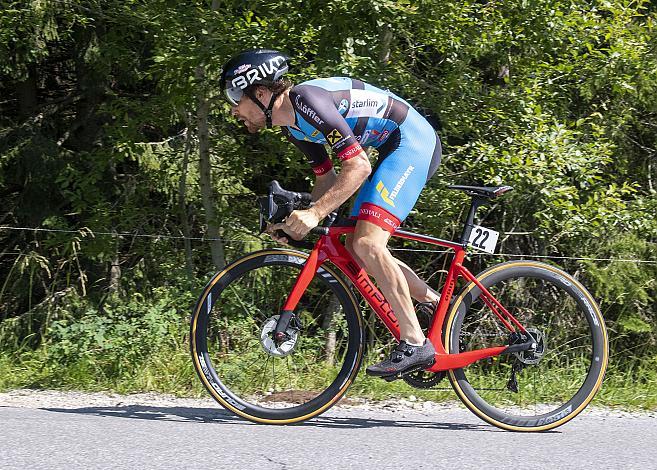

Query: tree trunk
left=378, top=24, right=393, bottom=64
left=67, top=25, right=107, bottom=151
left=16, top=64, right=38, bottom=121
left=178, top=112, right=195, bottom=278
left=109, top=244, right=121, bottom=295
left=367, top=310, right=377, bottom=350
left=196, top=66, right=225, bottom=271
left=108, top=156, right=122, bottom=295
left=196, top=0, right=225, bottom=271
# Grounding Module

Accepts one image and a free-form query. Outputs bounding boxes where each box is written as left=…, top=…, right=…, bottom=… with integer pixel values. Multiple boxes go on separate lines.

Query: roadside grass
left=594, top=360, right=657, bottom=410
left=350, top=352, right=657, bottom=410
left=1, top=286, right=654, bottom=409
left=1, top=345, right=655, bottom=410
left=0, top=343, right=207, bottom=398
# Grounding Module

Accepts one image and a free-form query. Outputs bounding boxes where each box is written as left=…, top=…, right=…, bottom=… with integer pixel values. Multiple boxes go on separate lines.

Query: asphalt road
left=1, top=394, right=656, bottom=470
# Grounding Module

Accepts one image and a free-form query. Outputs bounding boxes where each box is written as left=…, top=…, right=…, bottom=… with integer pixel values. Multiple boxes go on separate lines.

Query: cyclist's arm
left=278, top=132, right=336, bottom=202
left=288, top=85, right=371, bottom=217
left=282, top=127, right=337, bottom=201
left=311, top=154, right=370, bottom=219
left=310, top=171, right=336, bottom=201
left=282, top=128, right=332, bottom=174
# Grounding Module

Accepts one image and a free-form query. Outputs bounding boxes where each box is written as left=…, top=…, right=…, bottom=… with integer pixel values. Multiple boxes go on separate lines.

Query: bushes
left=0, top=287, right=200, bottom=394
left=1, top=1, right=656, bottom=403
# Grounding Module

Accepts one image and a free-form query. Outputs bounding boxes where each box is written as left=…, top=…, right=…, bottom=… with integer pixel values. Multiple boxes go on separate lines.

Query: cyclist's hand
left=272, top=209, right=320, bottom=241
left=265, top=224, right=289, bottom=245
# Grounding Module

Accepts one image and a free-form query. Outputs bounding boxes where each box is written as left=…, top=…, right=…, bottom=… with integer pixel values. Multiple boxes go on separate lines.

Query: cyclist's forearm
left=311, top=170, right=337, bottom=201
left=310, top=154, right=371, bottom=220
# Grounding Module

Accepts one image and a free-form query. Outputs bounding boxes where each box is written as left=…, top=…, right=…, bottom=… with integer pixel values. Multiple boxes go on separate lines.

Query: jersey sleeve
left=281, top=128, right=333, bottom=176
left=290, top=85, right=364, bottom=162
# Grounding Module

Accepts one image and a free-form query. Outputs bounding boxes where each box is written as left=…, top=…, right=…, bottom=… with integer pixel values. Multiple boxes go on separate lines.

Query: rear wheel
left=190, top=249, right=364, bottom=424
left=445, top=261, right=608, bottom=431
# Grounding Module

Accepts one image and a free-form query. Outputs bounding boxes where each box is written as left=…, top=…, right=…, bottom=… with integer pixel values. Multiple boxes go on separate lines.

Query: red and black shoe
left=366, top=340, right=436, bottom=378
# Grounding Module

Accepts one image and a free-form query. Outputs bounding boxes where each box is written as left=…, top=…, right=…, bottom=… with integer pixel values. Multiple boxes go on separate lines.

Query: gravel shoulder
left=0, top=388, right=654, bottom=419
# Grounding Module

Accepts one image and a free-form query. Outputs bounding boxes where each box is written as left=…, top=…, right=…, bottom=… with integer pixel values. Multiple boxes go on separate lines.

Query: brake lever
left=273, top=228, right=315, bottom=250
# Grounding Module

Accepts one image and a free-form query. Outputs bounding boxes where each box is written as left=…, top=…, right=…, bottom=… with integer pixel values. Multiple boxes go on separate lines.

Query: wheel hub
left=514, top=327, right=547, bottom=365
left=260, top=315, right=299, bottom=357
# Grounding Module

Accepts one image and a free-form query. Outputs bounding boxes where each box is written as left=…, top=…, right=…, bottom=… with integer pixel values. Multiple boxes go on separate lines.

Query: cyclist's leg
left=397, top=258, right=440, bottom=304
left=350, top=110, right=442, bottom=375
left=351, top=218, right=437, bottom=377
left=347, top=109, right=442, bottom=309
left=350, top=219, right=423, bottom=344
left=345, top=234, right=439, bottom=304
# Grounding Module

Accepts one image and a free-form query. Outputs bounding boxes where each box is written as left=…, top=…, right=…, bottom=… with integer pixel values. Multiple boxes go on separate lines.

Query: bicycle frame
left=280, top=225, right=531, bottom=373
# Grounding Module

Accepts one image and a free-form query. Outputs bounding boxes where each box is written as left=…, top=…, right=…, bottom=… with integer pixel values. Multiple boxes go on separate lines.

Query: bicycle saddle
left=447, top=185, right=514, bottom=199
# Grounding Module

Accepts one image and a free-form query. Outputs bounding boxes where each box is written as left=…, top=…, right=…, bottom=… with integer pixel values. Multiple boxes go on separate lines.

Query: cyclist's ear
left=254, top=85, right=269, bottom=101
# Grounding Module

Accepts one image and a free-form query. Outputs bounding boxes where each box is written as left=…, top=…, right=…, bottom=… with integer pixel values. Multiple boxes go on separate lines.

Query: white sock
left=406, top=339, right=425, bottom=347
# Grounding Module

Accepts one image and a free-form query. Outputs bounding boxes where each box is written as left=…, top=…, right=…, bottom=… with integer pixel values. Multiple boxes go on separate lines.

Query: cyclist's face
left=231, top=87, right=268, bottom=133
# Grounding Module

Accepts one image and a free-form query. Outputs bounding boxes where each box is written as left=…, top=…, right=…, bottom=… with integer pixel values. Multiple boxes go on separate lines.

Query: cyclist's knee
left=351, top=235, right=386, bottom=264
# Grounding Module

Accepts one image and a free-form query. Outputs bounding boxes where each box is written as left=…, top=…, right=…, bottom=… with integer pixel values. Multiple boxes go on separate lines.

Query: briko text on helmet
left=231, top=56, right=287, bottom=90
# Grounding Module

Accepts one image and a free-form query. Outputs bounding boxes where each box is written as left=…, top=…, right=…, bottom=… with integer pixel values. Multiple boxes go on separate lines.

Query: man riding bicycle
left=220, top=49, right=443, bottom=378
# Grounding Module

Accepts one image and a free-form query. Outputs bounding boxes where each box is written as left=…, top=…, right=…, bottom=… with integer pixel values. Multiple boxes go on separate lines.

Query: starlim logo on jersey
left=338, top=99, right=349, bottom=115
left=376, top=165, right=415, bottom=207
left=346, top=90, right=388, bottom=119
left=351, top=97, right=385, bottom=113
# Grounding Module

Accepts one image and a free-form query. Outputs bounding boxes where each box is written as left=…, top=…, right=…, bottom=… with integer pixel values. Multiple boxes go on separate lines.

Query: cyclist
left=220, top=49, right=442, bottom=378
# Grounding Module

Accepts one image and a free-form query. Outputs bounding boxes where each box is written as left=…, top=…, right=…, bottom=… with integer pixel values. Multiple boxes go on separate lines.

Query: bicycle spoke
left=271, top=356, right=276, bottom=392
left=193, top=254, right=361, bottom=420
left=448, top=262, right=607, bottom=429
left=286, top=355, right=293, bottom=391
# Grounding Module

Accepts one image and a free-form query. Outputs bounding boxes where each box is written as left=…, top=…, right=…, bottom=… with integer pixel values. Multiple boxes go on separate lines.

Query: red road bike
left=191, top=182, right=608, bottom=431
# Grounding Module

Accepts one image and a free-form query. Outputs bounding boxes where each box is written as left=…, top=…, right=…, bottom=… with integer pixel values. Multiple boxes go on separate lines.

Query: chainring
left=402, top=370, right=447, bottom=389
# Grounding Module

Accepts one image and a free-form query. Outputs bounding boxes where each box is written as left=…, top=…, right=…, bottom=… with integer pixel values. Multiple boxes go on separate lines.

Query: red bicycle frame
left=281, top=226, right=531, bottom=373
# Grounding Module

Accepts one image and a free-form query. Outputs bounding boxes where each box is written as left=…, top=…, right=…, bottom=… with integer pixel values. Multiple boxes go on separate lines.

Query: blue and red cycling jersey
left=282, top=77, right=441, bottom=232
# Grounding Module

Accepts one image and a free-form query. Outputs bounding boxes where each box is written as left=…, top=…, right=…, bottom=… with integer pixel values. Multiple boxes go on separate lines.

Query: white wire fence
left=1, top=225, right=655, bottom=264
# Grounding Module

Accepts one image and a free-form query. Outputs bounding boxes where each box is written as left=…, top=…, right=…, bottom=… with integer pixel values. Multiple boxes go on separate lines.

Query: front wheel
left=445, top=260, right=608, bottom=431
left=190, top=249, right=364, bottom=424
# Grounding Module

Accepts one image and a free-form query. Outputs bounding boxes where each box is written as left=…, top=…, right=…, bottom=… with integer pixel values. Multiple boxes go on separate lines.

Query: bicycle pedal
left=401, top=365, right=426, bottom=377
left=383, top=374, right=402, bottom=382
left=399, top=360, right=436, bottom=378
left=382, top=361, right=435, bottom=382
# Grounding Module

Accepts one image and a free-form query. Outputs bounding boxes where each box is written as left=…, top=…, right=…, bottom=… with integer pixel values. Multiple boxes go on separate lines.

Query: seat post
left=459, top=196, right=488, bottom=244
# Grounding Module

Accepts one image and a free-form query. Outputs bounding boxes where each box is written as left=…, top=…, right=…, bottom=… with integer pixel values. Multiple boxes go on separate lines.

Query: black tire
left=190, top=249, right=364, bottom=424
left=445, top=260, right=608, bottom=431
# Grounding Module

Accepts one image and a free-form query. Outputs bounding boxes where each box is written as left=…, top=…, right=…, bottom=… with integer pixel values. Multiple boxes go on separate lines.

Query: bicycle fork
left=272, top=247, right=323, bottom=343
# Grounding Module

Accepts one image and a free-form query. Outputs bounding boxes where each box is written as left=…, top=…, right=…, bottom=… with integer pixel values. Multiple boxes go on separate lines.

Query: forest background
left=1, top=0, right=656, bottom=407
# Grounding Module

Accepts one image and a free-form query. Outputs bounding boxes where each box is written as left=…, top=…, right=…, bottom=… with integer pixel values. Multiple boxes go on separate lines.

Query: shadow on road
left=42, top=405, right=497, bottom=432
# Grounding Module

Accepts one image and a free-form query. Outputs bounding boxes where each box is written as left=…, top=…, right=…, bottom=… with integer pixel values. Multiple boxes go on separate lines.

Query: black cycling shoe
left=366, top=340, right=436, bottom=378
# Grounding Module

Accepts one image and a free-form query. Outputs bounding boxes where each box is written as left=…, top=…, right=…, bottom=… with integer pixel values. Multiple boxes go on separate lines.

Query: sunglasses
left=225, top=86, right=244, bottom=106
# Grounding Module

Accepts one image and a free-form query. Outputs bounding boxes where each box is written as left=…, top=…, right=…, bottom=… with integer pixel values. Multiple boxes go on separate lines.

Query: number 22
left=472, top=228, right=489, bottom=248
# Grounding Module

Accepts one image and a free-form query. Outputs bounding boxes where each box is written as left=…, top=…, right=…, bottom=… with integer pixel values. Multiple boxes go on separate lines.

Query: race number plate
left=467, top=225, right=499, bottom=254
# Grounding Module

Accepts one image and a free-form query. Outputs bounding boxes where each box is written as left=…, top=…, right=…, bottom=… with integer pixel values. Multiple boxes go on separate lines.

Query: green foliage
left=0, top=285, right=198, bottom=393
left=1, top=0, right=656, bottom=404
left=583, top=234, right=657, bottom=364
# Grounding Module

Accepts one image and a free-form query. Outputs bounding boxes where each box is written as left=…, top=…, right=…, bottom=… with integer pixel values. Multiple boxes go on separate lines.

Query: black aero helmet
left=220, top=49, right=289, bottom=127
